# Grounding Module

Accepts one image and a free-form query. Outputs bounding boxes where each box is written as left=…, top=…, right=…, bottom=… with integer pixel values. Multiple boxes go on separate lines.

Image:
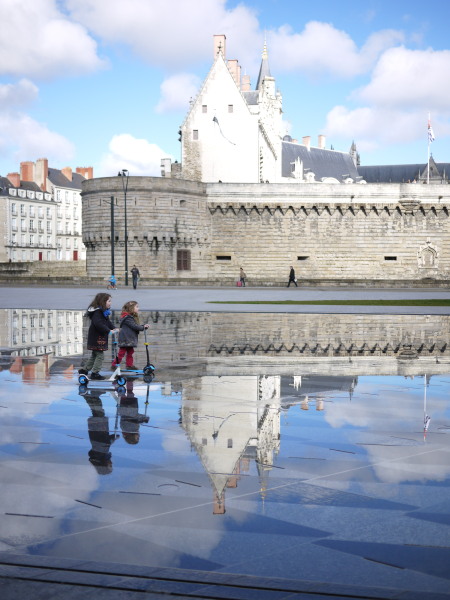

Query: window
left=29, top=219, right=35, bottom=231
left=12, top=218, right=17, bottom=231
left=29, top=235, right=34, bottom=245
left=177, top=249, right=191, bottom=271
left=192, top=129, right=199, bottom=140
left=216, top=255, right=231, bottom=261
left=202, top=105, right=207, bottom=113
left=228, top=104, right=234, bottom=113
left=11, top=203, right=17, bottom=215
left=30, top=206, right=35, bottom=217
left=297, top=256, right=309, bottom=261
left=384, top=256, right=397, bottom=261
left=21, top=219, right=26, bottom=231
left=56, top=189, right=61, bottom=202
left=46, top=207, right=51, bottom=218
left=20, top=204, right=26, bottom=216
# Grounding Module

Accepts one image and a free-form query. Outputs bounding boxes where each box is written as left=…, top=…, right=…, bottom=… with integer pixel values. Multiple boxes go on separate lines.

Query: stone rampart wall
left=82, top=177, right=450, bottom=283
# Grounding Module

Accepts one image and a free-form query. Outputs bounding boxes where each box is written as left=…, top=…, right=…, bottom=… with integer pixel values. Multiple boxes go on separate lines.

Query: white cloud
left=155, top=73, right=201, bottom=114
left=66, top=0, right=260, bottom=70
left=324, top=45, right=450, bottom=151
left=0, top=79, right=38, bottom=110
left=0, top=0, right=105, bottom=79
left=354, top=46, right=450, bottom=111
left=98, top=133, right=173, bottom=177
left=268, top=22, right=404, bottom=78
left=0, top=80, right=74, bottom=165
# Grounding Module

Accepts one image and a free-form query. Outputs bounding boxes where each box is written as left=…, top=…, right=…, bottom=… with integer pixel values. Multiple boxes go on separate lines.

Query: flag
left=428, top=118, right=435, bottom=143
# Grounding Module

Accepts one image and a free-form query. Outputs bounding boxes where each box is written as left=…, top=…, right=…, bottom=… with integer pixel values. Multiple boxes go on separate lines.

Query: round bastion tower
left=81, top=176, right=210, bottom=283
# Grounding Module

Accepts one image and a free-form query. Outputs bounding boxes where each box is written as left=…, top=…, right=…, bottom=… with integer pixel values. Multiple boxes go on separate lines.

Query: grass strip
left=208, top=299, right=450, bottom=306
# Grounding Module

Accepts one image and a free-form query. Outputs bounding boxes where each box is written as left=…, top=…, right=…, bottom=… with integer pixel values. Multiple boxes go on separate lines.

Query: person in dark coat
left=131, top=265, right=140, bottom=290
left=119, top=381, right=149, bottom=445
left=82, top=390, right=119, bottom=475
left=287, top=266, right=298, bottom=287
left=111, top=300, right=149, bottom=370
left=79, top=293, right=117, bottom=380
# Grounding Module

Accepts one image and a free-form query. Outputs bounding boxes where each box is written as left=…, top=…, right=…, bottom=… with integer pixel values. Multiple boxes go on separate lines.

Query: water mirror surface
left=1, top=309, right=449, bottom=595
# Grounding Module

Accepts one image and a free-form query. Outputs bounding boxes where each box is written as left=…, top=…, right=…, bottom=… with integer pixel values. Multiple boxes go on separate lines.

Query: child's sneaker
left=111, top=362, right=118, bottom=370
left=91, top=372, right=106, bottom=380
left=78, top=368, right=88, bottom=375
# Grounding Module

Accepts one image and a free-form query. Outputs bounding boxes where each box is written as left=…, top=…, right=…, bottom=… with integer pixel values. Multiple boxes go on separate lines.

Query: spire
left=256, top=37, right=272, bottom=90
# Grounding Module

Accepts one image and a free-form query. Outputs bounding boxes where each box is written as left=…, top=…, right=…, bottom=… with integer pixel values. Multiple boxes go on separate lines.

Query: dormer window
left=228, top=104, right=234, bottom=113
left=202, top=105, right=207, bottom=113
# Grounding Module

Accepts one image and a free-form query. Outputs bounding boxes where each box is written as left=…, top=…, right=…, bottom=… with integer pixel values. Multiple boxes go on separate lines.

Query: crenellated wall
left=82, top=177, right=450, bottom=284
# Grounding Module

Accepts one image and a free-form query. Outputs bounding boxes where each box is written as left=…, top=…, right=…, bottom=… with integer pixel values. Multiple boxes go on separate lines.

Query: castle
left=82, top=36, right=450, bottom=286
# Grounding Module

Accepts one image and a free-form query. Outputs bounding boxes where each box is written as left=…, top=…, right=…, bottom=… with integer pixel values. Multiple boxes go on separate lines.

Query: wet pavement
left=0, top=303, right=450, bottom=599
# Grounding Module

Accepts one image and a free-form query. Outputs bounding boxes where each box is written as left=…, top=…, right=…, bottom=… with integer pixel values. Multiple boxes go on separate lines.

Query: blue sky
left=1, top=0, right=450, bottom=178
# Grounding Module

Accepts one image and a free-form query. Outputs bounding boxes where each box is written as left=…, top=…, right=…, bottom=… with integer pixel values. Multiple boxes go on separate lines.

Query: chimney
left=35, top=158, right=48, bottom=192
left=213, top=34, right=226, bottom=59
left=76, top=166, right=93, bottom=180
left=241, top=74, right=251, bottom=92
left=227, top=59, right=241, bottom=89
left=61, top=166, right=72, bottom=181
left=7, top=172, right=20, bottom=187
left=318, top=134, right=326, bottom=150
left=20, top=161, right=35, bottom=182
left=302, top=136, right=311, bottom=151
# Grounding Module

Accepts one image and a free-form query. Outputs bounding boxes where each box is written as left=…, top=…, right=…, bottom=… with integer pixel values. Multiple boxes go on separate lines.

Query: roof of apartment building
left=0, top=176, right=42, bottom=195
left=48, top=168, right=85, bottom=190
left=282, top=141, right=360, bottom=182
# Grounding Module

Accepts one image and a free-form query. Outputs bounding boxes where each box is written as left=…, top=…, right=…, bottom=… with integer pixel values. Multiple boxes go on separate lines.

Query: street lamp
left=118, top=169, right=129, bottom=286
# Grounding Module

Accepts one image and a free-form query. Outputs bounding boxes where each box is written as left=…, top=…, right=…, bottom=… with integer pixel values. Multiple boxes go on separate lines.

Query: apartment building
left=1, top=158, right=93, bottom=262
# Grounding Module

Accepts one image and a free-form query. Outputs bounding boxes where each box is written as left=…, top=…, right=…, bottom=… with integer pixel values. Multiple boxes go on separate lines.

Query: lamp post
left=118, top=169, right=129, bottom=286
left=110, top=195, right=115, bottom=277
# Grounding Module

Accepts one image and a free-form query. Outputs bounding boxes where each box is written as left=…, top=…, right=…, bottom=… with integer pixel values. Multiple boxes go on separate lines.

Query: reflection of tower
left=181, top=375, right=281, bottom=513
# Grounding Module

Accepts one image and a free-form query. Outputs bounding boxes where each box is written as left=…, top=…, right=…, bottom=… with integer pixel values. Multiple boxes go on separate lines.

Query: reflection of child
left=84, top=392, right=119, bottom=475
left=112, top=301, right=149, bottom=370
left=119, top=381, right=149, bottom=445
left=79, top=293, right=117, bottom=380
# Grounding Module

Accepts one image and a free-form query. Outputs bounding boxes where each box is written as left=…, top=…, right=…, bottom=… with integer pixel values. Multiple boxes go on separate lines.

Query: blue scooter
left=111, top=327, right=156, bottom=381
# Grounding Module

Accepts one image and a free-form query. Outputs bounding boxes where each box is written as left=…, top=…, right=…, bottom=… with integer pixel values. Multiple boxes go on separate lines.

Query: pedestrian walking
left=287, top=266, right=298, bottom=287
left=131, top=265, right=140, bottom=290
left=239, top=267, right=247, bottom=287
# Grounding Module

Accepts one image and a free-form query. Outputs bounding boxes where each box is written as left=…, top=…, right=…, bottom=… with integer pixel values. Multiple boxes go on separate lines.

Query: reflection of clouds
left=0, top=461, right=99, bottom=548
left=323, top=376, right=450, bottom=484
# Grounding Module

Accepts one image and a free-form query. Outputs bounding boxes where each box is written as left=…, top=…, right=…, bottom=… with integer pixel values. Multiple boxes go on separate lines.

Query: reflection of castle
left=180, top=374, right=356, bottom=513
left=181, top=375, right=280, bottom=513
left=0, top=308, right=83, bottom=380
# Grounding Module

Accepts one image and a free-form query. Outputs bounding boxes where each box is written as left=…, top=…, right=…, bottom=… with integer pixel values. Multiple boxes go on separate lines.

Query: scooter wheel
left=78, top=374, right=88, bottom=385
left=117, top=386, right=126, bottom=395
left=143, top=374, right=154, bottom=384
left=78, top=384, right=88, bottom=394
left=116, top=376, right=127, bottom=386
left=143, top=365, right=155, bottom=376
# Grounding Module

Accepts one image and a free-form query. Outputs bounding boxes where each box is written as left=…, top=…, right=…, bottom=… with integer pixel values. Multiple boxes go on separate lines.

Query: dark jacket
left=86, top=307, right=115, bottom=351
left=118, top=313, right=145, bottom=347
left=289, top=268, right=296, bottom=281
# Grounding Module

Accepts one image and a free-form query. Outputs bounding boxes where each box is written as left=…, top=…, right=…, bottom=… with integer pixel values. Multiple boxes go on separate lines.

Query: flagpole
left=427, top=113, right=430, bottom=184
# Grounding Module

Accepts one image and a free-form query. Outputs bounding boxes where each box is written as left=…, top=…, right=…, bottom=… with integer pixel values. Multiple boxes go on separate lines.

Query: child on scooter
left=79, top=293, right=118, bottom=380
left=112, top=300, right=149, bottom=371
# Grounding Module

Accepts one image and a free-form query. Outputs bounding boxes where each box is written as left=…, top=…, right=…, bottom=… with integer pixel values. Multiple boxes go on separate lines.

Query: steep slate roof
left=255, top=43, right=272, bottom=90
left=0, top=176, right=12, bottom=195
left=358, top=163, right=450, bottom=183
left=282, top=142, right=360, bottom=182
left=242, top=90, right=259, bottom=105
left=48, top=167, right=85, bottom=190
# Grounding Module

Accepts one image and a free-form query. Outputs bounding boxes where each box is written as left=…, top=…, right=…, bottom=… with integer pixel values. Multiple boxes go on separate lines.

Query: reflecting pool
left=0, top=309, right=450, bottom=596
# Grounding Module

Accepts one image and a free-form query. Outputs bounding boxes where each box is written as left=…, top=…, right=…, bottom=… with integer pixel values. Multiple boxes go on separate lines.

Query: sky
left=1, top=0, right=450, bottom=179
